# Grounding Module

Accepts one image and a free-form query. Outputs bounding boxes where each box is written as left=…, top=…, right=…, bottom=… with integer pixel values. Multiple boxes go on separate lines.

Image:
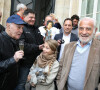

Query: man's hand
left=27, top=75, right=31, bottom=81
left=14, top=50, right=24, bottom=62
left=31, top=82, right=36, bottom=87
left=39, top=44, right=44, bottom=50
left=57, top=39, right=65, bottom=45
left=57, top=39, right=61, bottom=46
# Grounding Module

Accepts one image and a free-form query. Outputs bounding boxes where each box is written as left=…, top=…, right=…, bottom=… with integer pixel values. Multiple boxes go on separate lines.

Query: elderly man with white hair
left=16, top=3, right=27, bottom=20
left=0, top=15, right=26, bottom=90
left=56, top=17, right=100, bottom=90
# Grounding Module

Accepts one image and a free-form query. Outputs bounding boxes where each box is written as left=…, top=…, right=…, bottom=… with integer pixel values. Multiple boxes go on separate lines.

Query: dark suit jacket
left=54, top=33, right=78, bottom=60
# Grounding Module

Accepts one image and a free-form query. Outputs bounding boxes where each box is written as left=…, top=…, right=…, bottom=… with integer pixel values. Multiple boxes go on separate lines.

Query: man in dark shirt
left=54, top=18, right=78, bottom=61
left=0, top=15, right=26, bottom=90
left=15, top=9, right=44, bottom=90
left=71, top=14, right=79, bottom=36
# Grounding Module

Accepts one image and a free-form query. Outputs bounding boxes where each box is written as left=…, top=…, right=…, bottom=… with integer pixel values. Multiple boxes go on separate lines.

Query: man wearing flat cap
left=0, top=15, right=26, bottom=90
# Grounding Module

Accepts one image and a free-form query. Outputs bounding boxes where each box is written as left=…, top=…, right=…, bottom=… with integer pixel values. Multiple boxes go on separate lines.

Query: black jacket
left=54, top=33, right=79, bottom=60
left=0, top=24, right=5, bottom=33
left=0, top=31, right=19, bottom=90
left=20, top=24, right=44, bottom=67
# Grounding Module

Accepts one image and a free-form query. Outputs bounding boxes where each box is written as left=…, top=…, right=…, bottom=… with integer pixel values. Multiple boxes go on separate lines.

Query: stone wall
left=0, top=0, right=79, bottom=27
left=54, top=0, right=79, bottom=26
left=0, top=0, right=11, bottom=27
left=69, top=0, right=79, bottom=17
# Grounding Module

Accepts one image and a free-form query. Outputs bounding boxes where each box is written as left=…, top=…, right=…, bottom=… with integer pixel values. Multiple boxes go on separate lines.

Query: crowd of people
left=0, top=3, right=100, bottom=90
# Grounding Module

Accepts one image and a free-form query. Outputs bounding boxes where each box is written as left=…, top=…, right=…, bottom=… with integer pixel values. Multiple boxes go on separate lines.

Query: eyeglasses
left=79, top=27, right=92, bottom=31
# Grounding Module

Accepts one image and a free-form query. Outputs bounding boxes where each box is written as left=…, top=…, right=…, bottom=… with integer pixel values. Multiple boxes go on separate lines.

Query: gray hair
left=78, top=17, right=97, bottom=29
left=78, top=17, right=97, bottom=44
left=16, top=3, right=26, bottom=11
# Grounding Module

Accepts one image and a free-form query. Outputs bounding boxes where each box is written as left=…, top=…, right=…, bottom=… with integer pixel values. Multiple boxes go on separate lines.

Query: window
left=11, top=0, right=55, bottom=26
left=96, top=0, right=100, bottom=31
left=81, top=0, right=94, bottom=17
left=80, top=0, right=100, bottom=31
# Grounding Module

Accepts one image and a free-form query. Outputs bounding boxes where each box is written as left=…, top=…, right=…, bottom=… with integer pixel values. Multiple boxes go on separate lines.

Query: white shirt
left=58, top=33, right=71, bottom=61
left=39, top=26, right=60, bottom=39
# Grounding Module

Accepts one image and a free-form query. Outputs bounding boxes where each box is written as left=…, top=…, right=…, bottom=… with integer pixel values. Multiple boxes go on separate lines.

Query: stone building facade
left=0, top=0, right=80, bottom=27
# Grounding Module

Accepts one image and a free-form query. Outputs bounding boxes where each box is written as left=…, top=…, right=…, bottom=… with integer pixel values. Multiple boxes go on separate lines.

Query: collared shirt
left=76, top=40, right=92, bottom=53
left=58, top=33, right=71, bottom=61
left=68, top=40, right=92, bottom=90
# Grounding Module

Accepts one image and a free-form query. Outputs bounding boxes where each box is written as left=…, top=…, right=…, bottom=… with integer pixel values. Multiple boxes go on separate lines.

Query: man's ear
left=6, top=23, right=11, bottom=31
left=6, top=23, right=10, bottom=27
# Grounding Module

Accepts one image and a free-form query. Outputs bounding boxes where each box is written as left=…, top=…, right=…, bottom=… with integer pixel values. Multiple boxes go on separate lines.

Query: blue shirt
left=76, top=40, right=92, bottom=53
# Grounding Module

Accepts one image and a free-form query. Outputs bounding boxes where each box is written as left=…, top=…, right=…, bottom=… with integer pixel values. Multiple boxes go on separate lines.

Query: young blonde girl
left=26, top=39, right=59, bottom=90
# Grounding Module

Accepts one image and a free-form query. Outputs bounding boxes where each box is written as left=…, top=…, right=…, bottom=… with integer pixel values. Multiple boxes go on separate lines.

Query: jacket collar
left=2, top=31, right=14, bottom=41
left=84, top=39, right=97, bottom=88
left=63, top=39, right=97, bottom=89
left=2, top=31, right=19, bottom=45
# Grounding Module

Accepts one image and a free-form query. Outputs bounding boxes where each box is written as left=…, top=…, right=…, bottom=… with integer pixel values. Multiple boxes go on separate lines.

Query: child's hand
left=27, top=75, right=31, bottom=81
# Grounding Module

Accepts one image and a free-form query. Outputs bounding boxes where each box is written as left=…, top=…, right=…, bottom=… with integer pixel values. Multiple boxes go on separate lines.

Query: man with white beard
left=56, top=17, right=100, bottom=90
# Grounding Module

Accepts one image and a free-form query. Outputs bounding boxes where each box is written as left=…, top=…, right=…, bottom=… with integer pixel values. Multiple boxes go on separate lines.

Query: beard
left=78, top=31, right=95, bottom=45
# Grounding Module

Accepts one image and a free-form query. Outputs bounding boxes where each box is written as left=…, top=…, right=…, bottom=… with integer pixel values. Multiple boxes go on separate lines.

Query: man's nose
left=66, top=25, right=69, bottom=28
left=82, top=29, right=87, bottom=34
